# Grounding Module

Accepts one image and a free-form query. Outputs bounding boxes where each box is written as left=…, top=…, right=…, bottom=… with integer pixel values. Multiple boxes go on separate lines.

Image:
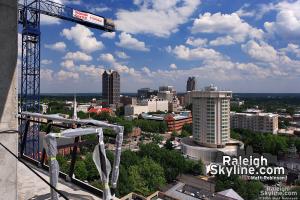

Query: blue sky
left=18, top=0, right=300, bottom=93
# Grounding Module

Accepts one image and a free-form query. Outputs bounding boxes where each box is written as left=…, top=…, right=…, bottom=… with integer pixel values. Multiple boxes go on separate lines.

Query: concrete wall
left=147, top=99, right=168, bottom=112
left=0, top=0, right=18, bottom=199
left=124, top=105, right=148, bottom=116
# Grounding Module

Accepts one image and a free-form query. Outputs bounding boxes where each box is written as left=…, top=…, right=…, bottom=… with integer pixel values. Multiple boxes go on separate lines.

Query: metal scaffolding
left=19, top=112, right=123, bottom=200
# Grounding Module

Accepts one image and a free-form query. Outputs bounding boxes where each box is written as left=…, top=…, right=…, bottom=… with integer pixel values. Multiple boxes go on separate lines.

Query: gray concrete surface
left=0, top=0, right=18, bottom=199
left=17, top=162, right=101, bottom=200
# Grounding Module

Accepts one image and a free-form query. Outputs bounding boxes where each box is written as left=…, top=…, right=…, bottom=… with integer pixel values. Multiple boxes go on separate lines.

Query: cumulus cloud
left=89, top=6, right=111, bottom=13
left=186, top=37, right=207, bottom=47
left=191, top=12, right=264, bottom=46
left=280, top=43, right=300, bottom=58
left=169, top=63, right=177, bottom=69
left=45, top=42, right=66, bottom=52
left=99, top=53, right=115, bottom=63
left=40, top=15, right=60, bottom=25
left=264, top=0, right=300, bottom=40
left=241, top=40, right=279, bottom=62
left=116, top=32, right=149, bottom=51
left=41, top=69, right=54, bottom=81
left=64, top=51, right=92, bottom=62
left=77, top=64, right=105, bottom=77
left=41, top=59, right=53, bottom=65
left=115, top=51, right=130, bottom=59
left=169, top=45, right=225, bottom=61
left=255, top=3, right=276, bottom=20
left=115, top=0, right=201, bottom=37
left=140, top=60, right=274, bottom=84
left=61, top=60, right=75, bottom=70
left=142, top=66, right=153, bottom=77
left=61, top=24, right=104, bottom=52
left=101, top=32, right=116, bottom=39
left=57, top=70, right=79, bottom=80
left=162, top=39, right=300, bottom=84
left=241, top=40, right=300, bottom=77
left=39, top=0, right=64, bottom=25
left=236, top=3, right=256, bottom=18
left=99, top=53, right=137, bottom=76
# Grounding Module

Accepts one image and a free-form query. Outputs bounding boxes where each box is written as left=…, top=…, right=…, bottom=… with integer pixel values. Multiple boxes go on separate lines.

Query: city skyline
left=23, top=0, right=300, bottom=93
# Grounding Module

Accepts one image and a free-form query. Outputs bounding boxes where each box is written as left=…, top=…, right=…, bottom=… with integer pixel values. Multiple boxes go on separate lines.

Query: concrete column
left=0, top=1, right=18, bottom=199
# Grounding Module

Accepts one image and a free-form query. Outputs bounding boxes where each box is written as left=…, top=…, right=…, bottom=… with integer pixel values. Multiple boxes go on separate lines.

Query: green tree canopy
left=128, top=157, right=166, bottom=196
left=74, top=160, right=88, bottom=180
left=164, top=139, right=173, bottom=150
left=84, top=153, right=99, bottom=181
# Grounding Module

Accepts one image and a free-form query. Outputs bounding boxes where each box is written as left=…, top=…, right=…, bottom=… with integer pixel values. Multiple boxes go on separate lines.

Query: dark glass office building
left=186, top=77, right=196, bottom=92
left=102, top=70, right=120, bottom=105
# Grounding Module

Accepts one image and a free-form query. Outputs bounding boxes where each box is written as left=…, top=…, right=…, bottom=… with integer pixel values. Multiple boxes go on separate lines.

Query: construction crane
left=18, top=0, right=115, bottom=158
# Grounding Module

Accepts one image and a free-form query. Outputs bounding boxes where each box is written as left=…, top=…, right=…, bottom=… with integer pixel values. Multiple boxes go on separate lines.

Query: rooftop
left=141, top=111, right=191, bottom=121
left=17, top=161, right=102, bottom=200
left=164, top=182, right=238, bottom=200
left=230, top=111, right=278, bottom=117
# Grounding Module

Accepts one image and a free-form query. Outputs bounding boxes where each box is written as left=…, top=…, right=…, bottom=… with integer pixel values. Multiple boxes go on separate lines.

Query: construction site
left=0, top=1, right=125, bottom=199
left=2, top=1, right=299, bottom=200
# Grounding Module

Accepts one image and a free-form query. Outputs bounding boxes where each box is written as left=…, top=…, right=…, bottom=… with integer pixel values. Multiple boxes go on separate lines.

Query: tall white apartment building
left=192, top=85, right=232, bottom=148
left=230, top=112, right=278, bottom=134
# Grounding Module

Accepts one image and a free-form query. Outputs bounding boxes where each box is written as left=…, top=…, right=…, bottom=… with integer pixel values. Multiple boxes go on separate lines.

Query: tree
left=164, top=139, right=173, bottom=150
left=84, top=153, right=99, bottom=181
left=289, top=187, right=300, bottom=199
left=133, top=119, right=167, bottom=133
left=74, top=160, right=88, bottom=180
left=215, top=174, right=263, bottom=200
left=118, top=120, right=133, bottom=136
left=230, top=130, right=240, bottom=140
left=233, top=128, right=295, bottom=155
left=56, top=155, right=69, bottom=174
left=139, top=143, right=186, bottom=182
left=120, top=150, right=139, bottom=169
left=116, top=165, right=134, bottom=196
left=77, top=111, right=89, bottom=119
left=128, top=157, right=166, bottom=196
left=171, top=131, right=178, bottom=140
left=184, top=159, right=206, bottom=175
left=152, top=133, right=163, bottom=144
left=158, top=121, right=167, bottom=133
left=180, top=130, right=191, bottom=138
left=182, top=123, right=192, bottom=134
left=162, top=150, right=186, bottom=182
left=81, top=134, right=98, bottom=153
left=286, top=107, right=295, bottom=115
left=195, top=159, right=205, bottom=175
left=115, top=106, right=125, bottom=116
left=93, top=111, right=111, bottom=121
left=242, top=181, right=263, bottom=200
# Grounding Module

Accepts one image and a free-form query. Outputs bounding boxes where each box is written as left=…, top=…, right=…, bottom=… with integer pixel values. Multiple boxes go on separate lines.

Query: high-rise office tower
left=192, top=85, right=232, bottom=148
left=186, top=77, right=196, bottom=92
left=102, top=70, right=120, bottom=105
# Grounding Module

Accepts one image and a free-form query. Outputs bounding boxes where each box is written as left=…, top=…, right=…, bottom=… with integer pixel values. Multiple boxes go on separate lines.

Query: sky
left=18, top=0, right=300, bottom=93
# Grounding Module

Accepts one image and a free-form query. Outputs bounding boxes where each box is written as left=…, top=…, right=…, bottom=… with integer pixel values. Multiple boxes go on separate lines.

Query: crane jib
left=72, top=9, right=105, bottom=27
left=18, top=2, right=115, bottom=32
